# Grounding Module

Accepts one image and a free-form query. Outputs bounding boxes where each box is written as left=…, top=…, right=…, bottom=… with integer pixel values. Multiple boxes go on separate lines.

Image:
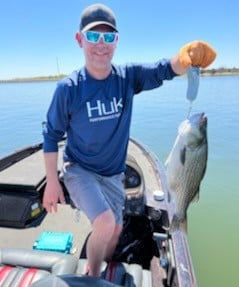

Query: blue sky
left=1, top=0, right=238, bottom=79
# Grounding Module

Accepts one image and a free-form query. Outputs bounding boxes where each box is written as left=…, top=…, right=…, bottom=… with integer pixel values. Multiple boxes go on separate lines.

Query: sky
left=0, top=0, right=238, bottom=80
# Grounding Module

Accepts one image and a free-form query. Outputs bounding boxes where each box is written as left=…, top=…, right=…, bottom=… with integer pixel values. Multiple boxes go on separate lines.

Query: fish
left=165, top=112, right=208, bottom=232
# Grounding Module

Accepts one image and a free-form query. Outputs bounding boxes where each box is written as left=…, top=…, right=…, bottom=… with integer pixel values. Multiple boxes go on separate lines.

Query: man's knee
left=93, top=210, right=116, bottom=242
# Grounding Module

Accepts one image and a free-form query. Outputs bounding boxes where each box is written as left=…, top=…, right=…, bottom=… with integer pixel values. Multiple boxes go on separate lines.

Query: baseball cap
left=80, top=3, right=118, bottom=32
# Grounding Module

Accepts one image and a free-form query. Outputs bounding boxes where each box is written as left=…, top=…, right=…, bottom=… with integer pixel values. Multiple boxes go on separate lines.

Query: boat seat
left=24, top=259, right=152, bottom=287
left=31, top=274, right=123, bottom=287
left=0, top=247, right=78, bottom=287
left=76, top=259, right=152, bottom=287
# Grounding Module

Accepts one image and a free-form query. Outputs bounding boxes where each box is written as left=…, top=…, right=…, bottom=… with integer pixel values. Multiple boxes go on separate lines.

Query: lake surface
left=0, top=75, right=238, bottom=286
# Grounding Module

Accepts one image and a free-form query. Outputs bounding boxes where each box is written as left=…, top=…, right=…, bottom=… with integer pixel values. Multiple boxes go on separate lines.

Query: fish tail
left=170, top=215, right=181, bottom=231
left=180, top=220, right=188, bottom=234
left=170, top=214, right=188, bottom=234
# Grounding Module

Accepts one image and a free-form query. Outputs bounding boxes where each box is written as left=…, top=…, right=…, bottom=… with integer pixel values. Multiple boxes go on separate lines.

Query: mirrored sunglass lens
left=86, top=31, right=100, bottom=43
left=103, top=33, right=116, bottom=43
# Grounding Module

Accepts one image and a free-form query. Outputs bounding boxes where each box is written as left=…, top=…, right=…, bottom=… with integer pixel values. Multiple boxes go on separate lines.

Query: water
left=0, top=76, right=238, bottom=286
left=0, top=81, right=55, bottom=155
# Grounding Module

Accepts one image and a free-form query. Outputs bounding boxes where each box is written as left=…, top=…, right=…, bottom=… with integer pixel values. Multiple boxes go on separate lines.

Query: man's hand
left=179, top=40, right=217, bottom=68
left=43, top=179, right=65, bottom=213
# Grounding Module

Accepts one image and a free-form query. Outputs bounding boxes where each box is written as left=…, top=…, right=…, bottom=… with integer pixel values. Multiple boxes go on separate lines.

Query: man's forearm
left=44, top=152, right=59, bottom=182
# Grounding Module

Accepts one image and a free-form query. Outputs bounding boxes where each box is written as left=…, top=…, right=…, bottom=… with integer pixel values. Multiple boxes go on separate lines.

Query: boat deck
left=0, top=139, right=166, bottom=256
left=0, top=205, right=91, bottom=257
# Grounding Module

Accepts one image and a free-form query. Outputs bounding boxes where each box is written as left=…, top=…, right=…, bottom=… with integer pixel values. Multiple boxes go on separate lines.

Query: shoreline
left=0, top=75, right=65, bottom=84
left=0, top=72, right=239, bottom=84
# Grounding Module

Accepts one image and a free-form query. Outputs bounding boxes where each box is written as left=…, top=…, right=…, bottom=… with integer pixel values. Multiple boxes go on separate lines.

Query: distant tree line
left=0, top=74, right=66, bottom=83
left=201, top=67, right=239, bottom=76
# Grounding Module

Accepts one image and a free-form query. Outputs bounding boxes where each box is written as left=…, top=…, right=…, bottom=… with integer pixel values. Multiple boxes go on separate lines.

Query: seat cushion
left=31, top=274, right=122, bottom=287
left=103, top=262, right=152, bottom=287
left=0, top=265, right=50, bottom=286
left=76, top=258, right=107, bottom=275
left=76, top=260, right=152, bottom=287
left=0, top=247, right=78, bottom=286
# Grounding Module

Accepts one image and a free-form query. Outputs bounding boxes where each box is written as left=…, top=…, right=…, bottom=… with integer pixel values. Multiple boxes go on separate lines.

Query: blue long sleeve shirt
left=43, top=60, right=178, bottom=176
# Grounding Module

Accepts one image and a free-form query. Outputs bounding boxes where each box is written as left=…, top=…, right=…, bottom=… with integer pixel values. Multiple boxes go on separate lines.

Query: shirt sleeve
left=43, top=81, right=70, bottom=152
left=127, top=59, right=178, bottom=94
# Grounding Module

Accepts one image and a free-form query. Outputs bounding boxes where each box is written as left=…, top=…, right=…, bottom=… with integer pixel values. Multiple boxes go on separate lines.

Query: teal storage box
left=33, top=231, right=73, bottom=254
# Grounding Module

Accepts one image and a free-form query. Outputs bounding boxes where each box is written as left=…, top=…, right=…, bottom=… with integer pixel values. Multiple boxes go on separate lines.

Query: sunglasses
left=82, top=31, right=118, bottom=44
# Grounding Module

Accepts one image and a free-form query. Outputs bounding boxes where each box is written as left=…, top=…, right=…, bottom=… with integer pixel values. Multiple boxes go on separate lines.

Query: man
left=42, top=3, right=216, bottom=277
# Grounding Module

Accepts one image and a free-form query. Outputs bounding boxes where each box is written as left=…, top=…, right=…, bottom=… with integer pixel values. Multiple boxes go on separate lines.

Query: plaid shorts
left=62, top=163, right=125, bottom=224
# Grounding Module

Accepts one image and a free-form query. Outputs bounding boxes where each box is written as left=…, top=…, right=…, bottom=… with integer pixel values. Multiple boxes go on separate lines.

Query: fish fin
left=170, top=215, right=180, bottom=232
left=201, top=147, right=208, bottom=179
left=170, top=214, right=188, bottom=234
left=180, top=146, right=186, bottom=165
left=180, top=221, right=188, bottom=234
left=192, top=190, right=200, bottom=202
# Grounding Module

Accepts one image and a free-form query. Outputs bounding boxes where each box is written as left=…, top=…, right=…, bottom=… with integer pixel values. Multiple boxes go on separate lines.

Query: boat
left=0, top=138, right=197, bottom=287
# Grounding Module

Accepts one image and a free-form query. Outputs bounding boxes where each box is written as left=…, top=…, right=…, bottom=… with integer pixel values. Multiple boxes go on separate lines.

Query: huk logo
left=86, top=97, right=123, bottom=122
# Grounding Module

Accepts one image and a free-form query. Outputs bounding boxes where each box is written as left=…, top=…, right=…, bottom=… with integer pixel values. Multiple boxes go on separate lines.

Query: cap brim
left=81, top=21, right=118, bottom=32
